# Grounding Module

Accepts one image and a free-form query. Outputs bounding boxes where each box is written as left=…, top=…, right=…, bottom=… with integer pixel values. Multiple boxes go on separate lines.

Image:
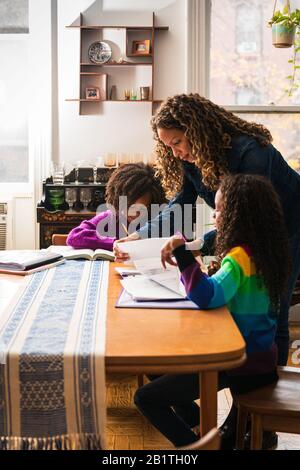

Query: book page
left=133, top=258, right=185, bottom=296
left=48, top=246, right=93, bottom=260
left=94, top=249, right=115, bottom=261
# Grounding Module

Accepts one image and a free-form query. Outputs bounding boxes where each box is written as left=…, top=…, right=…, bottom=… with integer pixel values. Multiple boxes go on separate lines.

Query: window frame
left=187, top=0, right=300, bottom=236
left=187, top=0, right=300, bottom=114
left=0, top=32, right=32, bottom=193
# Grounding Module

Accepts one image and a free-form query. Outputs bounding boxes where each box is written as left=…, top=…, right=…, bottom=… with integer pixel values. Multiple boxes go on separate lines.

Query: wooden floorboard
left=106, top=333, right=300, bottom=450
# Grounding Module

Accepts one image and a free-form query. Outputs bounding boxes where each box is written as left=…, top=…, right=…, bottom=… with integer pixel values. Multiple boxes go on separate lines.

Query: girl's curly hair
left=105, top=162, right=166, bottom=211
left=152, top=94, right=273, bottom=198
left=215, top=174, right=290, bottom=313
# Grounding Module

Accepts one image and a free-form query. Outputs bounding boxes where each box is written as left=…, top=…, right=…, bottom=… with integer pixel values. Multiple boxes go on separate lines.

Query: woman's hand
left=161, top=235, right=185, bottom=269
left=113, top=232, right=140, bottom=262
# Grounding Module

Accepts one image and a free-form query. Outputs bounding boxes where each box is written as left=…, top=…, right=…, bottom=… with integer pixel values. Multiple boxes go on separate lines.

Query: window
left=210, top=0, right=300, bottom=106
left=236, top=86, right=261, bottom=105
left=0, top=0, right=29, bottom=185
left=210, top=0, right=300, bottom=172
left=236, top=3, right=262, bottom=55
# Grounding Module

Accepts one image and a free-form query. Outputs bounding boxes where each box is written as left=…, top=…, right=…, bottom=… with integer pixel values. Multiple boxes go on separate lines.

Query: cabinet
left=37, top=167, right=115, bottom=248
left=66, top=12, right=168, bottom=115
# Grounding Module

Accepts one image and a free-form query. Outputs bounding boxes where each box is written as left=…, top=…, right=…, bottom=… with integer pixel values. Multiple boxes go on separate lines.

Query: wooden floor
left=106, top=327, right=300, bottom=450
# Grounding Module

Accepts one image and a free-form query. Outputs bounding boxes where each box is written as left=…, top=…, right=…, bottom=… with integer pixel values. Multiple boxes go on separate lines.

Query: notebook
left=47, top=245, right=115, bottom=262
left=0, top=250, right=64, bottom=275
left=116, top=288, right=198, bottom=309
left=0, top=259, right=65, bottom=276
left=117, top=238, right=186, bottom=298
left=120, top=275, right=186, bottom=301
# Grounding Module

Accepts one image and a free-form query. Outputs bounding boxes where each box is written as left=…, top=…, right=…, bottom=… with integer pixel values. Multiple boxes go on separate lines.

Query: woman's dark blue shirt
left=138, top=134, right=300, bottom=238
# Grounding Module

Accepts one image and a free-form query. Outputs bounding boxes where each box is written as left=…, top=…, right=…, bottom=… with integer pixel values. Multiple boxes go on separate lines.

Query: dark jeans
left=134, top=373, right=230, bottom=447
left=276, top=228, right=300, bottom=365
left=134, top=371, right=278, bottom=447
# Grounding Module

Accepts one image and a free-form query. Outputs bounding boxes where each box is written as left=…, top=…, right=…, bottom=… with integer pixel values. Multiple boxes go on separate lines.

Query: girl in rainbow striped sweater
left=134, top=174, right=290, bottom=448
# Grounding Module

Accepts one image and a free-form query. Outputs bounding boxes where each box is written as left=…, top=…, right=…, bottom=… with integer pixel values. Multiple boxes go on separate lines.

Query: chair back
left=52, top=234, right=68, bottom=246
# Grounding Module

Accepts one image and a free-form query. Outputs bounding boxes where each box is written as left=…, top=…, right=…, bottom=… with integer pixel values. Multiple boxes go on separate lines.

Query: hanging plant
left=286, top=30, right=300, bottom=97
left=268, top=1, right=300, bottom=48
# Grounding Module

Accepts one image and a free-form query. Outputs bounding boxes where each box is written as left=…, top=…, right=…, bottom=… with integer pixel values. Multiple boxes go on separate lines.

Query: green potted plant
left=269, top=2, right=300, bottom=48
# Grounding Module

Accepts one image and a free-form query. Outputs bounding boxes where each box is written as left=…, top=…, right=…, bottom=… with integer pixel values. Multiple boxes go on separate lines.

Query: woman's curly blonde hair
left=152, top=94, right=273, bottom=198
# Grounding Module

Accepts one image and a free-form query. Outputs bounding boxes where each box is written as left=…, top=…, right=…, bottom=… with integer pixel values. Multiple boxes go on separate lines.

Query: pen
left=121, top=223, right=129, bottom=236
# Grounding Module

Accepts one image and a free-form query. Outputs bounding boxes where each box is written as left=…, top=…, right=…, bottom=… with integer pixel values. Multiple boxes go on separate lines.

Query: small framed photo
left=131, top=40, right=151, bottom=56
left=85, top=87, right=100, bottom=100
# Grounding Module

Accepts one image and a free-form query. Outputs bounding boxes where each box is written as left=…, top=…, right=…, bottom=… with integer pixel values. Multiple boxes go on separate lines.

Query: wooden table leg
left=200, top=371, right=218, bottom=436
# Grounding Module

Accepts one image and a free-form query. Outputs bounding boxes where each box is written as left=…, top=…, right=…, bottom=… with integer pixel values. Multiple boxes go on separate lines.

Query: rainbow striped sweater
left=173, top=244, right=278, bottom=379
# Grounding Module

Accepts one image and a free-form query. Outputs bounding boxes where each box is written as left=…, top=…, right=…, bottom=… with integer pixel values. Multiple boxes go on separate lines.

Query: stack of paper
left=120, top=276, right=185, bottom=301
left=0, top=250, right=64, bottom=275
left=117, top=238, right=186, bottom=301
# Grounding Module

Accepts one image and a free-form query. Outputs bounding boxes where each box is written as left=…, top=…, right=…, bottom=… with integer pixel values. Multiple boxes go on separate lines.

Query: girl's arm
left=173, top=244, right=244, bottom=309
left=66, top=211, right=116, bottom=251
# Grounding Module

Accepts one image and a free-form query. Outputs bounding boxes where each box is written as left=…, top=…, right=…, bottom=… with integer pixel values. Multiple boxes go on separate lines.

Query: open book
left=0, top=250, right=64, bottom=275
left=47, top=245, right=115, bottom=262
left=117, top=238, right=186, bottom=301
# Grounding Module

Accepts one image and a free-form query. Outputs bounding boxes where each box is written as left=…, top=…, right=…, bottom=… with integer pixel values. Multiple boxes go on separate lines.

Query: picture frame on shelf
left=86, top=87, right=100, bottom=100
left=131, top=39, right=151, bottom=55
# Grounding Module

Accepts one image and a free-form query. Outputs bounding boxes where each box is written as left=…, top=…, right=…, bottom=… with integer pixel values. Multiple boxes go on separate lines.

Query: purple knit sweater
left=66, top=210, right=117, bottom=251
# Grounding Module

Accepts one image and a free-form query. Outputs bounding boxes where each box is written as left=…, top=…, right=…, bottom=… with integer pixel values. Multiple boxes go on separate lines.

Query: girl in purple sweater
left=67, top=163, right=166, bottom=250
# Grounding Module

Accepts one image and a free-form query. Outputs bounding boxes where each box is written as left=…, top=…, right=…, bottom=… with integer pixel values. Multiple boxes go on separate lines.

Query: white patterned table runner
left=0, top=260, right=109, bottom=450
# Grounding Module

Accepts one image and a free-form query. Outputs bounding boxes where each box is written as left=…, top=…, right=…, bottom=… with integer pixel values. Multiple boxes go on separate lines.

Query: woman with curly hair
left=134, top=174, right=291, bottom=449
left=67, top=163, right=166, bottom=250
left=115, top=94, right=300, bottom=370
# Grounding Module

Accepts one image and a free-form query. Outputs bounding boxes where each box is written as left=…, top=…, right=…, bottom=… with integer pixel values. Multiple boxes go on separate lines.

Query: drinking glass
left=124, top=89, right=131, bottom=101
left=119, top=153, right=130, bottom=165
left=65, top=188, right=77, bottom=212
left=140, top=86, right=150, bottom=101
left=51, top=162, right=65, bottom=185
left=104, top=153, right=117, bottom=167
left=133, top=153, right=144, bottom=163
left=74, top=163, right=79, bottom=185
left=80, top=188, right=92, bottom=211
left=130, top=89, right=138, bottom=101
left=93, top=165, right=98, bottom=184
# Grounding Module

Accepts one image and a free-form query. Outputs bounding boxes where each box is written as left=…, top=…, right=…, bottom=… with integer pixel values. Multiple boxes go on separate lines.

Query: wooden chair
left=52, top=234, right=68, bottom=246
left=291, top=275, right=300, bottom=306
left=235, top=366, right=300, bottom=450
left=178, top=428, right=220, bottom=451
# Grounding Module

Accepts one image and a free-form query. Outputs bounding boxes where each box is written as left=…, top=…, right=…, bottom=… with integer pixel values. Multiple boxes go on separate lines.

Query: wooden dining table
left=0, top=262, right=246, bottom=440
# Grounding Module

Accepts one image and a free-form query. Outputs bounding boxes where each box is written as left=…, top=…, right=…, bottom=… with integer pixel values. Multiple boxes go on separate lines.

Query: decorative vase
left=109, top=85, right=117, bottom=100
left=272, top=23, right=295, bottom=48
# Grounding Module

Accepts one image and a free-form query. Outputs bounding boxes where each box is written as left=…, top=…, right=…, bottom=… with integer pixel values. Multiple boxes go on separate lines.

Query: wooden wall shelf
left=66, top=12, right=168, bottom=115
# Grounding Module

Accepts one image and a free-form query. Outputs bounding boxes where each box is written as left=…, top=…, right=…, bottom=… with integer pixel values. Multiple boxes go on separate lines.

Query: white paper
left=116, top=288, right=198, bottom=309
left=117, top=238, right=187, bottom=298
left=120, top=276, right=185, bottom=301
left=134, top=258, right=185, bottom=296
left=118, top=238, right=169, bottom=261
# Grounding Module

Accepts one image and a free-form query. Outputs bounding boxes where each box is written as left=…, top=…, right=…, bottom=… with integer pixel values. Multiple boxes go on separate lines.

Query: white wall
left=57, top=0, right=187, bottom=164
